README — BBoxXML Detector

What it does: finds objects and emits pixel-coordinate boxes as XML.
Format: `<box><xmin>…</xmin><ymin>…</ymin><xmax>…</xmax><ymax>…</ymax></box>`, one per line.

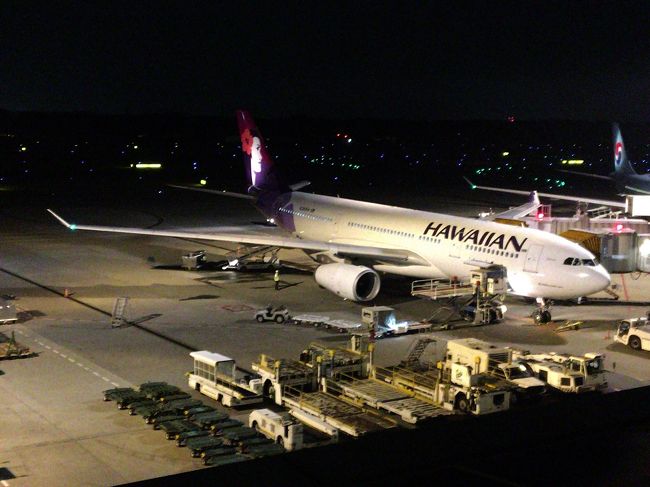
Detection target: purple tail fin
<box><xmin>236</xmin><ymin>110</ymin><xmax>285</xmax><ymax>193</ymax></box>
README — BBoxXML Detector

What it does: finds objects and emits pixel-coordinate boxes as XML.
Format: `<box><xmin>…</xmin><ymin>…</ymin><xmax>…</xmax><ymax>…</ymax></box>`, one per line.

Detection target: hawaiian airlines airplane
<box><xmin>48</xmin><ymin>111</ymin><xmax>610</xmax><ymax>322</ymax></box>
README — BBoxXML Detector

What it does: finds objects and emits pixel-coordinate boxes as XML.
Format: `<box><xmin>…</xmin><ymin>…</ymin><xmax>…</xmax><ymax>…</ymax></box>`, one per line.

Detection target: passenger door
<box><xmin>523</xmin><ymin>244</ymin><xmax>543</xmax><ymax>273</ymax></box>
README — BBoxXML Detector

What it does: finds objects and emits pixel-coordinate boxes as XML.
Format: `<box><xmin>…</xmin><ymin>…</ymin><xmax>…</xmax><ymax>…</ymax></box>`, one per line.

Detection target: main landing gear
<box><xmin>532</xmin><ymin>298</ymin><xmax>553</xmax><ymax>324</ymax></box>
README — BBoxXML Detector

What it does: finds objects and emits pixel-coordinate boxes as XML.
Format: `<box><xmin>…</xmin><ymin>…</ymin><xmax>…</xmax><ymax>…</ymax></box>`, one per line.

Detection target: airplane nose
<box><xmin>586</xmin><ymin>266</ymin><xmax>611</xmax><ymax>295</ymax></box>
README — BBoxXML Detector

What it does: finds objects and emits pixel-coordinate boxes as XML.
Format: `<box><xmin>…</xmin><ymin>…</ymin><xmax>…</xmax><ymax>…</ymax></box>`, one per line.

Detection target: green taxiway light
<box><xmin>70</xmin><ymin>224</ymin><xmax>77</xmax><ymax>231</ymax></box>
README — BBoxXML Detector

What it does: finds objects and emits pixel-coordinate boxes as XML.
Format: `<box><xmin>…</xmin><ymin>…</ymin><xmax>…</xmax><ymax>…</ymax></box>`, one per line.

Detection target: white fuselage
<box><xmin>274</xmin><ymin>192</ymin><xmax>610</xmax><ymax>299</ymax></box>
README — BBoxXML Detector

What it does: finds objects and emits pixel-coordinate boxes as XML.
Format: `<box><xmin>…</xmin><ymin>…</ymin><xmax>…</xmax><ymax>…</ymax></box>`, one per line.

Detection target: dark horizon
<box><xmin>3</xmin><ymin>2</ymin><xmax>650</xmax><ymax>121</ymax></box>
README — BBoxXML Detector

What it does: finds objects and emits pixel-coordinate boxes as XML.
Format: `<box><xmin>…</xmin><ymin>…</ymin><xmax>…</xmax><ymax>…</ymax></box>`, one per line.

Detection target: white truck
<box><xmin>188</xmin><ymin>351</ymin><xmax>264</xmax><ymax>407</ymax></box>
<box><xmin>438</xmin><ymin>363</ymin><xmax>511</xmax><ymax>414</ymax></box>
<box><xmin>445</xmin><ymin>338</ymin><xmax>546</xmax><ymax>401</ymax></box>
<box><xmin>248</xmin><ymin>409</ymin><xmax>338</xmax><ymax>451</ymax></box>
<box><xmin>512</xmin><ymin>350</ymin><xmax>607</xmax><ymax>393</ymax></box>
<box><xmin>615</xmin><ymin>317</ymin><xmax>650</xmax><ymax>351</ymax></box>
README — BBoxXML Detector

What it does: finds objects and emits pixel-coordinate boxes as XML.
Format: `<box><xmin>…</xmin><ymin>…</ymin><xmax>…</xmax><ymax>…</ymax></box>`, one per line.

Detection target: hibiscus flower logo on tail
<box><xmin>241</xmin><ymin>128</ymin><xmax>254</xmax><ymax>155</ymax></box>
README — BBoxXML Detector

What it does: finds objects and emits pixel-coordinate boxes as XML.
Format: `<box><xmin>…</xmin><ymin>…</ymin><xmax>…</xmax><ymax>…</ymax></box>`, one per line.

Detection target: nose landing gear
<box><xmin>532</xmin><ymin>298</ymin><xmax>553</xmax><ymax>324</ymax></box>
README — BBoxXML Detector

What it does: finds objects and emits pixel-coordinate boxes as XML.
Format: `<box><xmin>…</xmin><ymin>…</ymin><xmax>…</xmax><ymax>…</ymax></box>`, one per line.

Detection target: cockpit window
<box><xmin>563</xmin><ymin>257</ymin><xmax>597</xmax><ymax>266</ymax></box>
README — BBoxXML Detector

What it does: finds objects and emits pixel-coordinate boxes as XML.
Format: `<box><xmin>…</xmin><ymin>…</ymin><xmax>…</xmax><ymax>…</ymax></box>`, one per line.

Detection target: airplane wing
<box><xmin>463</xmin><ymin>178</ymin><xmax>626</xmax><ymax>208</ymax></box>
<box><xmin>47</xmin><ymin>209</ymin><xmax>429</xmax><ymax>266</ymax></box>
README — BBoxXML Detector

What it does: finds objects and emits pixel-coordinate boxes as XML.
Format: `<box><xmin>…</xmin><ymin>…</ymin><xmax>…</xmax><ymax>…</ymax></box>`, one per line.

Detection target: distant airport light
<box><xmin>135</xmin><ymin>163</ymin><xmax>162</xmax><ymax>169</ymax></box>
<box><xmin>561</xmin><ymin>159</ymin><xmax>584</xmax><ymax>165</ymax></box>
<box><xmin>502</xmin><ymin>151</ymin><xmax>509</xmax><ymax>156</ymax></box>
<box><xmin>133</xmin><ymin>145</ymin><xmax>139</xmax><ymax>149</ymax></box>
<box><xmin>20</xmin><ymin>146</ymin><xmax>27</xmax><ymax>152</ymax></box>
<box><xmin>69</xmin><ymin>224</ymin><xmax>77</xmax><ymax>231</ymax></box>
<box><xmin>200</xmin><ymin>179</ymin><xmax>207</xmax><ymax>185</ymax></box>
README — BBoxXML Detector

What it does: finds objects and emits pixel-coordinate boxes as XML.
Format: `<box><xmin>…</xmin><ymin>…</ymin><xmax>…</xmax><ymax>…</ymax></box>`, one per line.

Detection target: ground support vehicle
<box><xmin>252</xmin><ymin>336</ymin><xmax>371</xmax><ymax>406</ymax></box>
<box><xmin>0</xmin><ymin>331</ymin><xmax>34</xmax><ymax>359</ymax></box>
<box><xmin>158</xmin><ymin>392</ymin><xmax>191</xmax><ymax>403</ymax></box>
<box><xmin>220</xmin><ymin>427</ymin><xmax>261</xmax><ymax>445</ymax></box>
<box><xmin>116</xmin><ymin>392</ymin><xmax>148</xmax><ymax>410</ymax></box>
<box><xmin>143</xmin><ymin>384</ymin><xmax>182</xmax><ymax>400</ymax></box>
<box><xmin>103</xmin><ymin>387</ymin><xmax>135</xmax><ymax>402</ymax></box>
<box><xmin>139</xmin><ymin>381</ymin><xmax>172</xmax><ymax>393</ymax></box>
<box><xmin>191</xmin><ymin>411</ymin><xmax>230</xmax><ymax>429</ymax></box>
<box><xmin>445</xmin><ymin>338</ymin><xmax>546</xmax><ymax>400</ymax></box>
<box><xmin>254</xmin><ymin>305</ymin><xmax>290</xmax><ymax>323</ymax></box>
<box><xmin>0</xmin><ymin>298</ymin><xmax>17</xmax><ymax>324</ymax></box>
<box><xmin>381</xmin><ymin>364</ymin><xmax>511</xmax><ymax>415</ymax></box>
<box><xmin>201</xmin><ymin>445</ymin><xmax>237</xmax><ymax>460</ymax></box>
<box><xmin>203</xmin><ymin>453</ymin><xmax>249</xmax><ymax>467</ymax></box>
<box><xmin>325</xmin><ymin>373</ymin><xmax>448</xmax><ymax>424</ymax></box>
<box><xmin>151</xmin><ymin>413</ymin><xmax>186</xmax><ymax>429</ymax></box>
<box><xmin>210</xmin><ymin>419</ymin><xmax>244</xmax><ymax>435</ymax></box>
<box><xmin>281</xmin><ymin>388</ymin><xmax>397</xmax><ymax>437</ymax></box>
<box><xmin>512</xmin><ymin>350</ymin><xmax>607</xmax><ymax>393</ymax></box>
<box><xmin>187</xmin><ymin>436</ymin><xmax>225</xmax><ymax>457</ymax></box>
<box><xmin>127</xmin><ymin>399</ymin><xmax>157</xmax><ymax>414</ymax></box>
<box><xmin>160</xmin><ymin>420</ymin><xmax>200</xmax><ymax>440</ymax></box>
<box><xmin>222</xmin><ymin>246</ymin><xmax>279</xmax><ymax>271</ymax></box>
<box><xmin>184</xmin><ymin>405</ymin><xmax>215</xmax><ymax>417</ymax></box>
<box><xmin>616</xmin><ymin>317</ymin><xmax>650</xmax><ymax>351</ymax></box>
<box><xmin>176</xmin><ymin>429</ymin><xmax>211</xmax><ymax>447</ymax></box>
<box><xmin>252</xmin><ymin>354</ymin><xmax>316</xmax><ymax>405</ymax></box>
<box><xmin>245</xmin><ymin>443</ymin><xmax>285</xmax><ymax>458</ymax></box>
<box><xmin>249</xmin><ymin>409</ymin><xmax>338</xmax><ymax>450</ymax></box>
<box><xmin>188</xmin><ymin>351</ymin><xmax>263</xmax><ymax>407</ymax></box>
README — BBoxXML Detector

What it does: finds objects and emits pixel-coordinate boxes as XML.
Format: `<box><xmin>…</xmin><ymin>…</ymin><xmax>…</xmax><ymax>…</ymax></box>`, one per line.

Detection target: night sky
<box><xmin>2</xmin><ymin>1</ymin><xmax>650</xmax><ymax>120</ymax></box>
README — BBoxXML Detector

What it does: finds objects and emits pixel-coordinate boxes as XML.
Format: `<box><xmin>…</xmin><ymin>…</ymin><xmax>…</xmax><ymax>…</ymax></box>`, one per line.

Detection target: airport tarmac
<box><xmin>2</xmin><ymin>194</ymin><xmax>650</xmax><ymax>486</ymax></box>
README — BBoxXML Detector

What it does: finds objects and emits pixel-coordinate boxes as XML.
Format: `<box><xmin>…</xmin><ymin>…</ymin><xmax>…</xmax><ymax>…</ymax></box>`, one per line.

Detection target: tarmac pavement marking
<box><xmin>68</xmin><ymin>357</ymin><xmax>75</xmax><ymax>363</ymax></box>
<box><xmin>60</xmin><ymin>353</ymin><xmax>67</xmax><ymax>358</ymax></box>
<box><xmin>44</xmin><ymin>345</ymin><xmax>51</xmax><ymax>349</ymax></box>
<box><xmin>92</xmin><ymin>371</ymin><xmax>101</xmax><ymax>377</ymax></box>
<box><xmin>2</xmin><ymin>479</ymin><xmax>9</xmax><ymax>486</ymax></box>
<box><xmin>52</xmin><ymin>349</ymin><xmax>59</xmax><ymax>354</ymax></box>
<box><xmin>111</xmin><ymin>382</ymin><xmax>120</xmax><ymax>387</ymax></box>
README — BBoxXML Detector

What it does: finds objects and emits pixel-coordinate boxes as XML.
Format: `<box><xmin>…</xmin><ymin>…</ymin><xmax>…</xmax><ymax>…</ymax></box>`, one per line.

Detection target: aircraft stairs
<box><xmin>400</xmin><ymin>338</ymin><xmax>437</xmax><ymax>369</ymax></box>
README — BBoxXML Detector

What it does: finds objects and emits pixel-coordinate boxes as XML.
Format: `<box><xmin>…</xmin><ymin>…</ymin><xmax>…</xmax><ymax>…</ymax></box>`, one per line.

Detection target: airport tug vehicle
<box><xmin>615</xmin><ymin>317</ymin><xmax>650</xmax><ymax>351</ymax></box>
<box><xmin>512</xmin><ymin>350</ymin><xmax>607</xmax><ymax>393</ymax></box>
<box><xmin>255</xmin><ymin>305</ymin><xmax>290</xmax><ymax>323</ymax></box>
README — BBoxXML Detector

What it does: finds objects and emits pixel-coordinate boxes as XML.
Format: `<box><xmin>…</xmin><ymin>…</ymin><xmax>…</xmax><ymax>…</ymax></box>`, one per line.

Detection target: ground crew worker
<box><xmin>274</xmin><ymin>269</ymin><xmax>280</xmax><ymax>290</ymax></box>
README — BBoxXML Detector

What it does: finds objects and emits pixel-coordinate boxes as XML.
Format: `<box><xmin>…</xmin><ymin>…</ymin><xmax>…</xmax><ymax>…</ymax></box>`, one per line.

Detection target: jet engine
<box><xmin>314</xmin><ymin>263</ymin><xmax>380</xmax><ymax>301</ymax></box>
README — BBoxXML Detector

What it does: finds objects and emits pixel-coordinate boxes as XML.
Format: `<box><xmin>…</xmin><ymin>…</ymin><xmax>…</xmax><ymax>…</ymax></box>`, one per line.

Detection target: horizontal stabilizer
<box><xmin>463</xmin><ymin>177</ymin><xmax>625</xmax><ymax>208</ymax></box>
<box><xmin>289</xmin><ymin>181</ymin><xmax>311</xmax><ymax>191</ymax></box>
<box><xmin>167</xmin><ymin>184</ymin><xmax>254</xmax><ymax>200</ymax></box>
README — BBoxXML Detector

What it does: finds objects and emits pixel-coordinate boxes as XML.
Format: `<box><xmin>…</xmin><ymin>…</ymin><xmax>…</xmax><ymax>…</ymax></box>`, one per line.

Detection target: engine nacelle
<box><xmin>314</xmin><ymin>263</ymin><xmax>380</xmax><ymax>301</ymax></box>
